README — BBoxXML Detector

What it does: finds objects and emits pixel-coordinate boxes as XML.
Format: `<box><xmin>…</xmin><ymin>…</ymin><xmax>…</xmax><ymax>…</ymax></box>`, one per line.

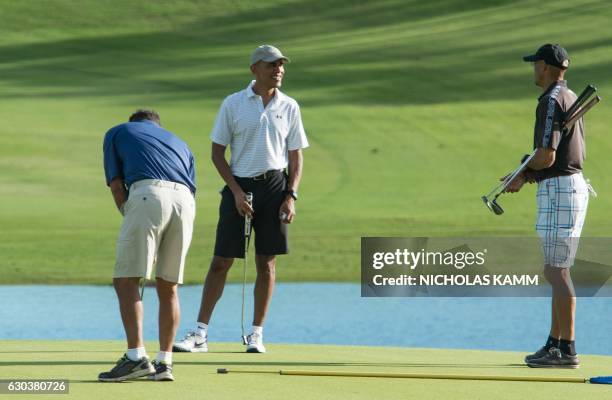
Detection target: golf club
<box><xmin>241</xmin><ymin>192</ymin><xmax>254</xmax><ymax>345</ymax></box>
<box><xmin>482</xmin><ymin>150</ymin><xmax>537</xmax><ymax>215</ymax></box>
<box><xmin>564</xmin><ymin>84</ymin><xmax>596</xmax><ymax>122</ymax></box>
<box><xmin>563</xmin><ymin>95</ymin><xmax>601</xmax><ymax>133</ymax></box>
<box><xmin>482</xmin><ymin>84</ymin><xmax>600</xmax><ymax>215</ymax></box>
<box><xmin>139</xmin><ymin>278</ymin><xmax>145</xmax><ymax>301</ymax></box>
<box><xmin>216</xmin><ymin>368</ymin><xmax>612</xmax><ymax>384</ymax></box>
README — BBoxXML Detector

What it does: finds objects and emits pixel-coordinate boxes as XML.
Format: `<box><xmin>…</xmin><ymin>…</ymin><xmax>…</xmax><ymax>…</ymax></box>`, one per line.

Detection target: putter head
<box><xmin>482</xmin><ymin>196</ymin><xmax>504</xmax><ymax>216</ymax></box>
<box><xmin>482</xmin><ymin>196</ymin><xmax>494</xmax><ymax>212</ymax></box>
<box><xmin>242</xmin><ymin>335</ymin><xmax>248</xmax><ymax>345</ymax></box>
<box><xmin>491</xmin><ymin>199</ymin><xmax>504</xmax><ymax>215</ymax></box>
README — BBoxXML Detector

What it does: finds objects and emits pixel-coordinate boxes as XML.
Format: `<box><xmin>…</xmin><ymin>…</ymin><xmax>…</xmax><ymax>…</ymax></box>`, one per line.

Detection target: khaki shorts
<box><xmin>114</xmin><ymin>179</ymin><xmax>195</xmax><ymax>284</ymax></box>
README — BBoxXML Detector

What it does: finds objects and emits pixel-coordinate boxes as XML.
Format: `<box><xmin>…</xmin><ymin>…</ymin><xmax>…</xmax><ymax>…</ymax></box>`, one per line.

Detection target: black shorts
<box><xmin>214</xmin><ymin>170</ymin><xmax>288</xmax><ymax>258</ymax></box>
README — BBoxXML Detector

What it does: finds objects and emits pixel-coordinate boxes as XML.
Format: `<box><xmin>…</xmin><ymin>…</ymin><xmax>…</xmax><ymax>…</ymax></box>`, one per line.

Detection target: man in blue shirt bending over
<box><xmin>99</xmin><ymin>109</ymin><xmax>196</xmax><ymax>382</ymax></box>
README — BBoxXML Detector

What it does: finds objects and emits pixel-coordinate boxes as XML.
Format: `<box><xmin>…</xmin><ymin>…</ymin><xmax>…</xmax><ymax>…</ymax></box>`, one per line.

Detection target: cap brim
<box><xmin>261</xmin><ymin>55</ymin><xmax>290</xmax><ymax>63</ymax></box>
<box><xmin>523</xmin><ymin>54</ymin><xmax>539</xmax><ymax>62</ymax></box>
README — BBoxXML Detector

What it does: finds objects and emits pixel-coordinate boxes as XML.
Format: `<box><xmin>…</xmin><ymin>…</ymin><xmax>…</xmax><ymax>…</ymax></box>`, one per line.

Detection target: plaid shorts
<box><xmin>536</xmin><ymin>173</ymin><xmax>589</xmax><ymax>268</ymax></box>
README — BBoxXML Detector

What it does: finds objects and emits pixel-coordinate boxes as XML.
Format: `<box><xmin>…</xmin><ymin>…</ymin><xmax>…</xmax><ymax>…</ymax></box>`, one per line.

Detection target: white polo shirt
<box><xmin>210</xmin><ymin>80</ymin><xmax>309</xmax><ymax>178</ymax></box>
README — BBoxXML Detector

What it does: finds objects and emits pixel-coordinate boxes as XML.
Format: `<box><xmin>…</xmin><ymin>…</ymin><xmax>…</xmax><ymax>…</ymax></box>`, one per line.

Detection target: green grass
<box><xmin>1</xmin><ymin>0</ymin><xmax>612</xmax><ymax>283</ymax></box>
<box><xmin>1</xmin><ymin>341</ymin><xmax>611</xmax><ymax>399</ymax></box>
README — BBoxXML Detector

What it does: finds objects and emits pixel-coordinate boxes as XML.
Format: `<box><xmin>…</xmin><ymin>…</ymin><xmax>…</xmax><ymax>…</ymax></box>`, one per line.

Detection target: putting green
<box><xmin>0</xmin><ymin>341</ymin><xmax>610</xmax><ymax>399</ymax></box>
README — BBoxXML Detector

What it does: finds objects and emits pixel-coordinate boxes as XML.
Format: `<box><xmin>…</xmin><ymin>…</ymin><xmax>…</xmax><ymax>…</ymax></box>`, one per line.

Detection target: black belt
<box><xmin>238</xmin><ymin>169</ymin><xmax>283</xmax><ymax>181</ymax></box>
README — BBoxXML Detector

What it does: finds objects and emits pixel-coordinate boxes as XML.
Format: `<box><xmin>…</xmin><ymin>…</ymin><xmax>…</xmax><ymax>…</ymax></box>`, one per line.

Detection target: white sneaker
<box><xmin>246</xmin><ymin>333</ymin><xmax>266</xmax><ymax>353</ymax></box>
<box><xmin>172</xmin><ymin>331</ymin><xmax>208</xmax><ymax>353</ymax></box>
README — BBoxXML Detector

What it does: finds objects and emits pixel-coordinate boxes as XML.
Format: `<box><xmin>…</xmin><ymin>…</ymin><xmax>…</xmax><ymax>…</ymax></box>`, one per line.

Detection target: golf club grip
<box><xmin>563</xmin><ymin>96</ymin><xmax>600</xmax><ymax>132</ymax></box>
<box><xmin>565</xmin><ymin>84</ymin><xmax>596</xmax><ymax>119</ymax></box>
<box><xmin>245</xmin><ymin>192</ymin><xmax>253</xmax><ymax>236</ymax></box>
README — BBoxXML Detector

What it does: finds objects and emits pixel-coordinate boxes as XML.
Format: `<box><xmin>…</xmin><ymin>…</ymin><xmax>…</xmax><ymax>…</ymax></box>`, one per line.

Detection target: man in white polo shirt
<box><xmin>174</xmin><ymin>45</ymin><xmax>308</xmax><ymax>353</ymax></box>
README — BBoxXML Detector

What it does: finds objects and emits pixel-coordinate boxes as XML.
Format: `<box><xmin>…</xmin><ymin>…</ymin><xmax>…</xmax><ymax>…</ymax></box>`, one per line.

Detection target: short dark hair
<box><xmin>129</xmin><ymin>109</ymin><xmax>161</xmax><ymax>125</ymax></box>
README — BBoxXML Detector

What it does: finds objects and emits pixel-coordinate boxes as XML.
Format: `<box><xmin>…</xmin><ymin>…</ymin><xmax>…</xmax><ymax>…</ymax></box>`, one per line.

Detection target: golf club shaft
<box><xmin>486</xmin><ymin>169</ymin><xmax>523</xmax><ymax>198</ymax></box>
<box><xmin>485</xmin><ymin>149</ymin><xmax>536</xmax><ymax>198</ymax></box>
<box><xmin>241</xmin><ymin>192</ymin><xmax>253</xmax><ymax>344</ymax></box>
<box><xmin>241</xmin><ymin>236</ymin><xmax>248</xmax><ymax>343</ymax></box>
<box><xmin>139</xmin><ymin>278</ymin><xmax>145</xmax><ymax>301</ymax></box>
<box><xmin>217</xmin><ymin>368</ymin><xmax>588</xmax><ymax>383</ymax></box>
<box><xmin>497</xmin><ymin>150</ymin><xmax>536</xmax><ymax>194</ymax></box>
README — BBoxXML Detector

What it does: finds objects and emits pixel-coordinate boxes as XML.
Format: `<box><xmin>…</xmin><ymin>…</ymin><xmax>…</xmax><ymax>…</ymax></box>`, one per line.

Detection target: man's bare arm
<box><xmin>211</xmin><ymin>142</ymin><xmax>253</xmax><ymax>217</ymax></box>
<box><xmin>286</xmin><ymin>149</ymin><xmax>303</xmax><ymax>193</ymax></box>
<box><xmin>109</xmin><ymin>178</ymin><xmax>128</xmax><ymax>214</ymax></box>
<box><xmin>279</xmin><ymin>149</ymin><xmax>303</xmax><ymax>223</ymax></box>
<box><xmin>527</xmin><ymin>147</ymin><xmax>556</xmax><ymax>170</ymax></box>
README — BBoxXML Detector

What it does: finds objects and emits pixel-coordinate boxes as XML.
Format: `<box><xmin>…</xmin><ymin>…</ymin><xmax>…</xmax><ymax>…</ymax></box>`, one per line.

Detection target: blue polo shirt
<box><xmin>103</xmin><ymin>120</ymin><xmax>196</xmax><ymax>193</ymax></box>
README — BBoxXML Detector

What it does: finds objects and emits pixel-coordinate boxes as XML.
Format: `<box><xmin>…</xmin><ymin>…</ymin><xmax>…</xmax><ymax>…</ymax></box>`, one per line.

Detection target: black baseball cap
<box><xmin>523</xmin><ymin>44</ymin><xmax>570</xmax><ymax>69</ymax></box>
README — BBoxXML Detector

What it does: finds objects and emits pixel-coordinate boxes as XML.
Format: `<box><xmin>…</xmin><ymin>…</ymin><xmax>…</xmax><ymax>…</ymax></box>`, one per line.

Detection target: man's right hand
<box><xmin>233</xmin><ymin>190</ymin><xmax>254</xmax><ymax>218</ymax></box>
<box><xmin>501</xmin><ymin>173</ymin><xmax>526</xmax><ymax>193</ymax></box>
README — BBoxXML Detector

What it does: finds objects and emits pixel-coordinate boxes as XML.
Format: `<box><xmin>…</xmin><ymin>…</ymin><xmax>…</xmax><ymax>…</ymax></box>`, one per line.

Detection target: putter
<box><xmin>482</xmin><ymin>84</ymin><xmax>600</xmax><ymax>215</ymax></box>
<box><xmin>241</xmin><ymin>192</ymin><xmax>253</xmax><ymax>345</ymax></box>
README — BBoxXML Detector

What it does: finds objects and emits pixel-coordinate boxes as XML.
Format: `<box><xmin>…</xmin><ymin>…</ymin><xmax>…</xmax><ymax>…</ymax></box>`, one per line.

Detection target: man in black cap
<box><xmin>504</xmin><ymin>44</ymin><xmax>589</xmax><ymax>368</ymax></box>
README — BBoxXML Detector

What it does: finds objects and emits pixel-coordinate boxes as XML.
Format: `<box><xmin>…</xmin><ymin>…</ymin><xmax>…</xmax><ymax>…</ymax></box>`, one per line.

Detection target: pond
<box><xmin>1</xmin><ymin>284</ymin><xmax>611</xmax><ymax>355</ymax></box>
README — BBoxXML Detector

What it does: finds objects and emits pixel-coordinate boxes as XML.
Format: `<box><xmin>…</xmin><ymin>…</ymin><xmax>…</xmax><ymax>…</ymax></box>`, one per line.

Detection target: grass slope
<box><xmin>1</xmin><ymin>341</ymin><xmax>611</xmax><ymax>400</ymax></box>
<box><xmin>1</xmin><ymin>0</ymin><xmax>611</xmax><ymax>283</ymax></box>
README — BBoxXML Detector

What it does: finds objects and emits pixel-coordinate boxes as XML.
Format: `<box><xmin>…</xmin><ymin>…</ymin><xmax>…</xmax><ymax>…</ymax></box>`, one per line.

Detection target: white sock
<box><xmin>196</xmin><ymin>322</ymin><xmax>208</xmax><ymax>337</ymax></box>
<box><xmin>252</xmin><ymin>325</ymin><xmax>263</xmax><ymax>336</ymax></box>
<box><xmin>127</xmin><ymin>347</ymin><xmax>146</xmax><ymax>361</ymax></box>
<box><xmin>156</xmin><ymin>351</ymin><xmax>172</xmax><ymax>365</ymax></box>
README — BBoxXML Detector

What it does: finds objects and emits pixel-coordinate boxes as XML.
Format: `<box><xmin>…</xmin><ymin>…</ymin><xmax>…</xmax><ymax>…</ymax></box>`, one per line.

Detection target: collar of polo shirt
<box><xmin>246</xmin><ymin>80</ymin><xmax>287</xmax><ymax>108</ymax></box>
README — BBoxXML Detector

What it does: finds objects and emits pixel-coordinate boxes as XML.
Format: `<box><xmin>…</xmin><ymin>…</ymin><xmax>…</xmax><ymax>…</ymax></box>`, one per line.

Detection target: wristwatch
<box><xmin>285</xmin><ymin>190</ymin><xmax>298</xmax><ymax>201</ymax></box>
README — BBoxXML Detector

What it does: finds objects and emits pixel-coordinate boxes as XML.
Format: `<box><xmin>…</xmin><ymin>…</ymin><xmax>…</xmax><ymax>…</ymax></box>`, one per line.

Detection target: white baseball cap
<box><xmin>250</xmin><ymin>45</ymin><xmax>290</xmax><ymax>66</ymax></box>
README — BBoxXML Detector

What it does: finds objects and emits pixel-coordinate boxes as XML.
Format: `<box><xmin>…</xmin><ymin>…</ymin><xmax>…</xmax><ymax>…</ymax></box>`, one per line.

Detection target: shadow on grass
<box><xmin>0</xmin><ymin>350</ymin><xmax>111</xmax><ymax>353</ymax></box>
<box><xmin>0</xmin><ymin>361</ymin><xmax>111</xmax><ymax>366</ymax></box>
<box><xmin>180</xmin><ymin>361</ymin><xmax>526</xmax><ymax>369</ymax></box>
<box><xmin>0</xmin><ymin>360</ymin><xmax>525</xmax><ymax>369</ymax></box>
<box><xmin>0</xmin><ymin>0</ymin><xmax>610</xmax><ymax>105</ymax></box>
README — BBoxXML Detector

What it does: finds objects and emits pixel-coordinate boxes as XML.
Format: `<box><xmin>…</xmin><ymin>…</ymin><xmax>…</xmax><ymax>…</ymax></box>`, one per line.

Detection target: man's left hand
<box><xmin>279</xmin><ymin>197</ymin><xmax>295</xmax><ymax>224</ymax></box>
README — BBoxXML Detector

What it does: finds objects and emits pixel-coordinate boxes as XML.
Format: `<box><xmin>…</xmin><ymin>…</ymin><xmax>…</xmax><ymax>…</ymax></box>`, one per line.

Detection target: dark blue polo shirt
<box><xmin>103</xmin><ymin>120</ymin><xmax>196</xmax><ymax>193</ymax></box>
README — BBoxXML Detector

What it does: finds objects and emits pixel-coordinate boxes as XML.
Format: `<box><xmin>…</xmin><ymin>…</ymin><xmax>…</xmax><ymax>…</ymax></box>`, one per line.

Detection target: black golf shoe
<box><xmin>524</xmin><ymin>346</ymin><xmax>549</xmax><ymax>363</ymax></box>
<box><xmin>98</xmin><ymin>354</ymin><xmax>155</xmax><ymax>382</ymax></box>
<box><xmin>526</xmin><ymin>347</ymin><xmax>580</xmax><ymax>369</ymax></box>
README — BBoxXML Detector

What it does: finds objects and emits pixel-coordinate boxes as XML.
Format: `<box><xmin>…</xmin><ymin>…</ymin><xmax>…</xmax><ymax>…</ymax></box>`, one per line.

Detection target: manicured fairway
<box><xmin>0</xmin><ymin>341</ymin><xmax>610</xmax><ymax>399</ymax></box>
<box><xmin>1</xmin><ymin>1</ymin><xmax>611</xmax><ymax>284</ymax></box>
